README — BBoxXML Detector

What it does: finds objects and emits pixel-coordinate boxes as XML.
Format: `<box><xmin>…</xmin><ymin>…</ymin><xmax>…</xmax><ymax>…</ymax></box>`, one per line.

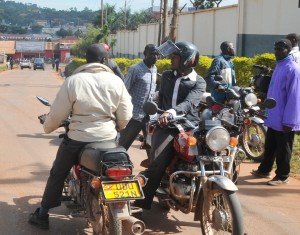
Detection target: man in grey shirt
<box><xmin>118</xmin><ymin>44</ymin><xmax>159</xmax><ymax>150</ymax></box>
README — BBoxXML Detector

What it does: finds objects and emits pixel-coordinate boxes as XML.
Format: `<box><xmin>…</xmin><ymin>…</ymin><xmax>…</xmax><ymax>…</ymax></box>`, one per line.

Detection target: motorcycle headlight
<box><xmin>245</xmin><ymin>93</ymin><xmax>258</xmax><ymax>107</ymax></box>
<box><xmin>206</xmin><ymin>126</ymin><xmax>230</xmax><ymax>151</ymax></box>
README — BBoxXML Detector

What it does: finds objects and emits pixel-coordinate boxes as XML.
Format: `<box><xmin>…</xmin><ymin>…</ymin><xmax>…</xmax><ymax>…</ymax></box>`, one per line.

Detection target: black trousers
<box><xmin>41</xmin><ymin>137</ymin><xmax>90</xmax><ymax>209</ymax></box>
<box><xmin>134</xmin><ymin>126</ymin><xmax>178</xmax><ymax>209</ymax></box>
<box><xmin>258</xmin><ymin>127</ymin><xmax>295</xmax><ymax>180</ymax></box>
<box><xmin>118</xmin><ymin>118</ymin><xmax>146</xmax><ymax>150</ymax></box>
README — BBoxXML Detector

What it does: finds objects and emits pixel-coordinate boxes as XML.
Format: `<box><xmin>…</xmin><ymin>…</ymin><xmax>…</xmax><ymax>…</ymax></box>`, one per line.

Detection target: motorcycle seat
<box><xmin>79</xmin><ymin>142</ymin><xmax>131</xmax><ymax>176</ymax></box>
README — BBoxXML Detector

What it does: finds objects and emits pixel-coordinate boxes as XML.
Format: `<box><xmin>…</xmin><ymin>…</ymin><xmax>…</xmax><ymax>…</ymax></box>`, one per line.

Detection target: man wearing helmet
<box><xmin>100</xmin><ymin>43</ymin><xmax>125</xmax><ymax>80</ymax></box>
<box><xmin>133</xmin><ymin>41</ymin><xmax>206</xmax><ymax>210</ymax></box>
<box><xmin>205</xmin><ymin>41</ymin><xmax>236</xmax><ymax>105</ymax></box>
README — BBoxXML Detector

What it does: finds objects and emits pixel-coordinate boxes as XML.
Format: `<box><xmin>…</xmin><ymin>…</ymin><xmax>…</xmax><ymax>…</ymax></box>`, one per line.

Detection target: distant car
<box><xmin>19</xmin><ymin>60</ymin><xmax>32</xmax><ymax>69</ymax></box>
<box><xmin>33</xmin><ymin>58</ymin><xmax>45</xmax><ymax>70</ymax></box>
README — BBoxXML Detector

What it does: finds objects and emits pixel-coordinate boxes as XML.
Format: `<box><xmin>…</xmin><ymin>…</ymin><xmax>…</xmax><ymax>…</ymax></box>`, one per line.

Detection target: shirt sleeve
<box><xmin>115</xmin><ymin>84</ymin><xmax>133</xmax><ymax>130</ymax></box>
<box><xmin>43</xmin><ymin>78</ymin><xmax>74</xmax><ymax>133</ymax></box>
<box><xmin>282</xmin><ymin>69</ymin><xmax>300</xmax><ymax>129</ymax></box>
<box><xmin>124</xmin><ymin>66</ymin><xmax>136</xmax><ymax>93</ymax></box>
<box><xmin>205</xmin><ymin>58</ymin><xmax>221</xmax><ymax>89</ymax></box>
<box><xmin>174</xmin><ymin>76</ymin><xmax>207</xmax><ymax>115</ymax></box>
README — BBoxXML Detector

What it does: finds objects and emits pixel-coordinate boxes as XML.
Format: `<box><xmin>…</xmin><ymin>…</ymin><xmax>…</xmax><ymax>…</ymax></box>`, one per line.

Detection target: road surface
<box><xmin>0</xmin><ymin>64</ymin><xmax>300</xmax><ymax>234</ymax></box>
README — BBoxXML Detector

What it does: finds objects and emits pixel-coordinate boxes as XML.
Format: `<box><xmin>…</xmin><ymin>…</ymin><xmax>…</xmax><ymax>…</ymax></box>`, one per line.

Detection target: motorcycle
<box><xmin>199</xmin><ymin>75</ymin><xmax>270</xmax><ymax>162</ymax></box>
<box><xmin>203</xmin><ymin>93</ymin><xmax>276</xmax><ymax>182</ymax></box>
<box><xmin>142</xmin><ymin>101</ymin><xmax>245</xmax><ymax>235</ymax></box>
<box><xmin>36</xmin><ymin>96</ymin><xmax>146</xmax><ymax>235</ymax></box>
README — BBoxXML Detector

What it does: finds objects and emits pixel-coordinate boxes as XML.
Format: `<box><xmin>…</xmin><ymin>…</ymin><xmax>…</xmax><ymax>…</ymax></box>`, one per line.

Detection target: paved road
<box><xmin>0</xmin><ymin>65</ymin><xmax>300</xmax><ymax>235</ymax></box>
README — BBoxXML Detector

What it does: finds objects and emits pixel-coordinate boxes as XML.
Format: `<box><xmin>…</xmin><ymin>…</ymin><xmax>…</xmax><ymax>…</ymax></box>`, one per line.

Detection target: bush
<box><xmin>64</xmin><ymin>54</ymin><xmax>277</xmax><ymax>88</ymax></box>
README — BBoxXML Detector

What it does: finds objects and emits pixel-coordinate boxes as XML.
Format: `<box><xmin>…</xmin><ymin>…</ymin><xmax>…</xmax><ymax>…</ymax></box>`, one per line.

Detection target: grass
<box><xmin>291</xmin><ymin>135</ymin><xmax>300</xmax><ymax>179</ymax></box>
<box><xmin>0</xmin><ymin>65</ymin><xmax>8</xmax><ymax>71</ymax></box>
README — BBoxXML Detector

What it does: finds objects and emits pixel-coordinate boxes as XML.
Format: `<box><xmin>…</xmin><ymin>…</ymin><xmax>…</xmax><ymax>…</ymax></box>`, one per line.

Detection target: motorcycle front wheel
<box><xmin>242</xmin><ymin>123</ymin><xmax>266</xmax><ymax>162</ymax></box>
<box><xmin>200</xmin><ymin>184</ymin><xmax>244</xmax><ymax>235</ymax></box>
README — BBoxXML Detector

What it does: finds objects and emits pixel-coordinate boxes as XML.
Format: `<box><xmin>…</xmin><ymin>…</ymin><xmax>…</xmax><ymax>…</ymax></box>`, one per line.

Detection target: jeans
<box><xmin>134</xmin><ymin>126</ymin><xmax>178</xmax><ymax>209</ymax></box>
<box><xmin>118</xmin><ymin>118</ymin><xmax>145</xmax><ymax>150</ymax></box>
<box><xmin>258</xmin><ymin>128</ymin><xmax>295</xmax><ymax>180</ymax></box>
<box><xmin>41</xmin><ymin>137</ymin><xmax>90</xmax><ymax>209</ymax></box>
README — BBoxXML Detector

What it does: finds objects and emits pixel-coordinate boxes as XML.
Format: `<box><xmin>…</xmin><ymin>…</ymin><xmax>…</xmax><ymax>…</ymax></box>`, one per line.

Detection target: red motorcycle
<box><xmin>37</xmin><ymin>96</ymin><xmax>146</xmax><ymax>235</ymax></box>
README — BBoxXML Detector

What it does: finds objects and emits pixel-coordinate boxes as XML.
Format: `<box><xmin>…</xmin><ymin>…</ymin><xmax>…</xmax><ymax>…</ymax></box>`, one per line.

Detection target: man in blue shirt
<box><xmin>205</xmin><ymin>41</ymin><xmax>236</xmax><ymax>106</ymax></box>
<box><xmin>118</xmin><ymin>44</ymin><xmax>159</xmax><ymax>150</ymax></box>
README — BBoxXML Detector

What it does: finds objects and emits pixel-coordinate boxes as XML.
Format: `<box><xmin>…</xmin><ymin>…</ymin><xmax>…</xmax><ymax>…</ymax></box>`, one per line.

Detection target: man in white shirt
<box><xmin>286</xmin><ymin>33</ymin><xmax>300</xmax><ymax>64</ymax></box>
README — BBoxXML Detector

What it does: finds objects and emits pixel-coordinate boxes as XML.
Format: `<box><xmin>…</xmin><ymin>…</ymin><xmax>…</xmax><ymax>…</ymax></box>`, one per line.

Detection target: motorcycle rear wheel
<box><xmin>103</xmin><ymin>205</ymin><xmax>122</xmax><ymax>235</ymax></box>
<box><xmin>200</xmin><ymin>184</ymin><xmax>244</xmax><ymax>235</ymax></box>
<box><xmin>242</xmin><ymin>123</ymin><xmax>266</xmax><ymax>162</ymax></box>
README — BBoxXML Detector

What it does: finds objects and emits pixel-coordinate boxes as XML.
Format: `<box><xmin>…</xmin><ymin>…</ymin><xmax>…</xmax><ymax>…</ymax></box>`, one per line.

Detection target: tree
<box><xmin>56</xmin><ymin>28</ymin><xmax>73</xmax><ymax>38</ymax></box>
<box><xmin>71</xmin><ymin>25</ymin><xmax>105</xmax><ymax>58</ymax></box>
<box><xmin>190</xmin><ymin>0</ymin><xmax>223</xmax><ymax>9</ymax></box>
<box><xmin>31</xmin><ymin>24</ymin><xmax>43</xmax><ymax>34</ymax></box>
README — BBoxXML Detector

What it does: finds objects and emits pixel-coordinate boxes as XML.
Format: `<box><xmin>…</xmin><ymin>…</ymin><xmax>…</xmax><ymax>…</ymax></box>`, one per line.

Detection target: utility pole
<box><xmin>162</xmin><ymin>0</ymin><xmax>168</xmax><ymax>42</ymax></box>
<box><xmin>157</xmin><ymin>0</ymin><xmax>163</xmax><ymax>45</ymax></box>
<box><xmin>124</xmin><ymin>0</ymin><xmax>127</xmax><ymax>30</ymax></box>
<box><xmin>101</xmin><ymin>0</ymin><xmax>104</xmax><ymax>28</ymax></box>
<box><xmin>169</xmin><ymin>0</ymin><xmax>179</xmax><ymax>42</ymax></box>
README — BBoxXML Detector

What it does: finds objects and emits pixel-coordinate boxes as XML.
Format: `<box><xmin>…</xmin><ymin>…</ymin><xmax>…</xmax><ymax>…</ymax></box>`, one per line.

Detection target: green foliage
<box><xmin>194</xmin><ymin>55</ymin><xmax>213</xmax><ymax>78</ymax></box>
<box><xmin>56</xmin><ymin>28</ymin><xmax>73</xmax><ymax>38</ymax></box>
<box><xmin>64</xmin><ymin>58</ymin><xmax>86</xmax><ymax>77</ymax></box>
<box><xmin>253</xmin><ymin>53</ymin><xmax>276</xmax><ymax>70</ymax></box>
<box><xmin>232</xmin><ymin>56</ymin><xmax>255</xmax><ymax>87</ymax></box>
<box><xmin>64</xmin><ymin>54</ymin><xmax>277</xmax><ymax>88</ymax></box>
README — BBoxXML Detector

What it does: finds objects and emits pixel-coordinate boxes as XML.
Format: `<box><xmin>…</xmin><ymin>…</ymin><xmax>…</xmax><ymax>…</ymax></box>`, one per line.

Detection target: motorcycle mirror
<box><xmin>36</xmin><ymin>96</ymin><xmax>51</xmax><ymax>106</ymax></box>
<box><xmin>206</xmin><ymin>96</ymin><xmax>216</xmax><ymax>107</ymax></box>
<box><xmin>143</xmin><ymin>102</ymin><xmax>158</xmax><ymax>115</ymax></box>
<box><xmin>263</xmin><ymin>98</ymin><xmax>276</xmax><ymax>109</ymax></box>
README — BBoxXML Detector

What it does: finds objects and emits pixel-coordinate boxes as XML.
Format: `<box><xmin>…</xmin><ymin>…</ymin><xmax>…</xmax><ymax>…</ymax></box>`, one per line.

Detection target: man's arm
<box><xmin>43</xmin><ymin>79</ymin><xmax>74</xmax><ymax>133</ymax></box>
<box><xmin>174</xmin><ymin>76</ymin><xmax>207</xmax><ymax>115</ymax></box>
<box><xmin>205</xmin><ymin>58</ymin><xmax>221</xmax><ymax>90</ymax></box>
<box><xmin>115</xmin><ymin>85</ymin><xmax>133</xmax><ymax>131</ymax></box>
<box><xmin>124</xmin><ymin>66</ymin><xmax>136</xmax><ymax>93</ymax></box>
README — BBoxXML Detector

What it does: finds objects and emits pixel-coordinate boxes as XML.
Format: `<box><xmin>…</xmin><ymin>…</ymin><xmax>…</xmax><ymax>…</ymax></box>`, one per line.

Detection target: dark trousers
<box><xmin>134</xmin><ymin>126</ymin><xmax>178</xmax><ymax>209</ymax></box>
<box><xmin>258</xmin><ymin>127</ymin><xmax>295</xmax><ymax>180</ymax></box>
<box><xmin>41</xmin><ymin>138</ymin><xmax>90</xmax><ymax>209</ymax></box>
<box><xmin>118</xmin><ymin>118</ymin><xmax>145</xmax><ymax>150</ymax></box>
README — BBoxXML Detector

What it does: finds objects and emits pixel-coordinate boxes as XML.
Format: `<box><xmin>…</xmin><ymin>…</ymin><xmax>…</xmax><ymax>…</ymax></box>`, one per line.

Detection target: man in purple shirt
<box><xmin>251</xmin><ymin>39</ymin><xmax>300</xmax><ymax>186</ymax></box>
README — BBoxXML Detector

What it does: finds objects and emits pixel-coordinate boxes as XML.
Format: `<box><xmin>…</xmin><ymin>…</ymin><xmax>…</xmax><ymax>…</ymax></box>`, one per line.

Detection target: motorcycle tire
<box><xmin>241</xmin><ymin>123</ymin><xmax>266</xmax><ymax>162</ymax></box>
<box><xmin>200</xmin><ymin>183</ymin><xmax>244</xmax><ymax>235</ymax></box>
<box><xmin>103</xmin><ymin>205</ymin><xmax>122</xmax><ymax>235</ymax></box>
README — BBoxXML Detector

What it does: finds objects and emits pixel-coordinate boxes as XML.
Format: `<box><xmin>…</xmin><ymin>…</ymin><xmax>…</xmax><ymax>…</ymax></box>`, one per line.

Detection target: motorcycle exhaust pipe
<box><xmin>123</xmin><ymin>216</ymin><xmax>145</xmax><ymax>235</ymax></box>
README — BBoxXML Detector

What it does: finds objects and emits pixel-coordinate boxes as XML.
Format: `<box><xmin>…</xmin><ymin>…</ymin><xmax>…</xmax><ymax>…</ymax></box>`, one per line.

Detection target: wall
<box><xmin>111</xmin><ymin>0</ymin><xmax>300</xmax><ymax>58</ymax></box>
<box><xmin>237</xmin><ymin>0</ymin><xmax>300</xmax><ymax>57</ymax></box>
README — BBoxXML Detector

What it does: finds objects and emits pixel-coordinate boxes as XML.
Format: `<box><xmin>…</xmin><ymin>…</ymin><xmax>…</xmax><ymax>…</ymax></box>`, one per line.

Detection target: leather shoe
<box><xmin>28</xmin><ymin>208</ymin><xmax>49</xmax><ymax>230</ymax></box>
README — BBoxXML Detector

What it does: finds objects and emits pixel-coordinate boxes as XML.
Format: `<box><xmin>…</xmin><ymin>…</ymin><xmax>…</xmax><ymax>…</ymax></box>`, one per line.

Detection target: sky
<box><xmin>16</xmin><ymin>0</ymin><xmax>238</xmax><ymax>12</ymax></box>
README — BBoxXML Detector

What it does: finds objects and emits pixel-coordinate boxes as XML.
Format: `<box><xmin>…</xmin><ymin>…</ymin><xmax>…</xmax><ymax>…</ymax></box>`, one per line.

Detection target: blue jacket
<box><xmin>205</xmin><ymin>54</ymin><xmax>236</xmax><ymax>103</ymax></box>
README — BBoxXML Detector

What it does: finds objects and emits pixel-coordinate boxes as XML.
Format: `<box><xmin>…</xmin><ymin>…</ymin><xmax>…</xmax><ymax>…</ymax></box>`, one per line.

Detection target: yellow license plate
<box><xmin>102</xmin><ymin>181</ymin><xmax>144</xmax><ymax>200</ymax></box>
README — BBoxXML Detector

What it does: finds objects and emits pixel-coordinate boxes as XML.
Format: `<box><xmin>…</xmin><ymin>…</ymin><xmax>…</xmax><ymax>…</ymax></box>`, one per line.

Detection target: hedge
<box><xmin>64</xmin><ymin>54</ymin><xmax>276</xmax><ymax>87</ymax></box>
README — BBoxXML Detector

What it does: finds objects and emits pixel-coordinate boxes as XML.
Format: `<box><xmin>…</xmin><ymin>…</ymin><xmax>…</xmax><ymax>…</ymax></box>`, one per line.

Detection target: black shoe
<box><xmin>28</xmin><ymin>208</ymin><xmax>49</xmax><ymax>230</ymax></box>
<box><xmin>251</xmin><ymin>169</ymin><xmax>271</xmax><ymax>179</ymax></box>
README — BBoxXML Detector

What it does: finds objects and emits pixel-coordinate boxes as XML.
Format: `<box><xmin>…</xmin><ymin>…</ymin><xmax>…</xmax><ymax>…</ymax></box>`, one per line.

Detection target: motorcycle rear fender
<box><xmin>249</xmin><ymin>116</ymin><xmax>264</xmax><ymax>124</ymax></box>
<box><xmin>207</xmin><ymin>175</ymin><xmax>238</xmax><ymax>191</ymax></box>
<box><xmin>109</xmin><ymin>203</ymin><xmax>131</xmax><ymax>221</ymax></box>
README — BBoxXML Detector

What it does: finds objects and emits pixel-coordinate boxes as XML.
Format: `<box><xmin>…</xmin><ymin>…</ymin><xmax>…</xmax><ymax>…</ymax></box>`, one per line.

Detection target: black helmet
<box><xmin>175</xmin><ymin>41</ymin><xmax>199</xmax><ymax>70</ymax></box>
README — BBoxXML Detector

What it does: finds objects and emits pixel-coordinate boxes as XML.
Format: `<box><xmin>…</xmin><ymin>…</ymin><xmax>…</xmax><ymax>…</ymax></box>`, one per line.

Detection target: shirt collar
<box><xmin>173</xmin><ymin>69</ymin><xmax>197</xmax><ymax>81</ymax></box>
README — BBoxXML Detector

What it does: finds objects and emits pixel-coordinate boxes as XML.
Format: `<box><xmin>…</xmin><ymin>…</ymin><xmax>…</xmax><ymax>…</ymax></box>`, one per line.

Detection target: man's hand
<box><xmin>158</xmin><ymin>112</ymin><xmax>172</xmax><ymax>127</ymax></box>
<box><xmin>38</xmin><ymin>114</ymin><xmax>47</xmax><ymax>124</ymax></box>
<box><xmin>283</xmin><ymin>126</ymin><xmax>292</xmax><ymax>133</ymax></box>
